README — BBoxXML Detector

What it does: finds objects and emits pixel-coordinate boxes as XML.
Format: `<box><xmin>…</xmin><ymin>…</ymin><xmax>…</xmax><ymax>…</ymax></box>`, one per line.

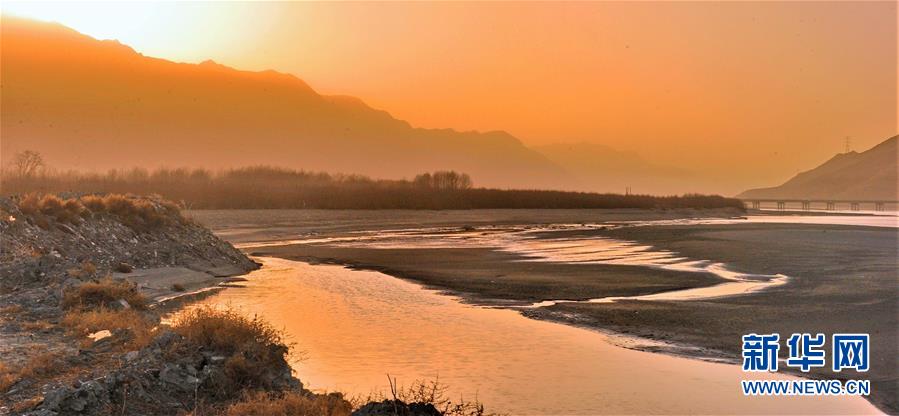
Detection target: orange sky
<box><xmin>3</xmin><ymin>1</ymin><xmax>896</xmax><ymax>189</ymax></box>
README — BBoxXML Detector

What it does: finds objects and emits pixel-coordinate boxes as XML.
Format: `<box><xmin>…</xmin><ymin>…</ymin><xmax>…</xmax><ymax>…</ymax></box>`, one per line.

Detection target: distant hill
<box><xmin>0</xmin><ymin>16</ymin><xmax>568</xmax><ymax>189</ymax></box>
<box><xmin>533</xmin><ymin>143</ymin><xmax>698</xmax><ymax>195</ymax></box>
<box><xmin>738</xmin><ymin>136</ymin><xmax>898</xmax><ymax>200</ymax></box>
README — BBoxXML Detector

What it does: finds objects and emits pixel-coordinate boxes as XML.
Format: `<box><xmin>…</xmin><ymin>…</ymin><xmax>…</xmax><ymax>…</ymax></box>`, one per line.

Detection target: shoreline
<box><xmin>189</xmin><ymin>255</ymin><xmax>883</xmax><ymax>415</ymax></box>
<box><xmin>222</xmin><ymin>218</ymin><xmax>895</xmax><ymax>414</ymax></box>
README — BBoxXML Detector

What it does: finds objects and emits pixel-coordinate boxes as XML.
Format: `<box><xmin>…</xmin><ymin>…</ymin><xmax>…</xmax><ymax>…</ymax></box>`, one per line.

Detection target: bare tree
<box><xmin>13</xmin><ymin>150</ymin><xmax>45</xmax><ymax>178</ymax></box>
<box><xmin>414</xmin><ymin>171</ymin><xmax>473</xmax><ymax>190</ymax></box>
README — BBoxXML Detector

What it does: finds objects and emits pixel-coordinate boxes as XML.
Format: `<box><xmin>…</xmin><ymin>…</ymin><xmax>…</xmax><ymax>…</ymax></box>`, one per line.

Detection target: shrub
<box><xmin>61</xmin><ymin>276</ymin><xmax>148</xmax><ymax>310</ymax></box>
<box><xmin>80</xmin><ymin>194</ymin><xmax>105</xmax><ymax>212</ymax></box>
<box><xmin>67</xmin><ymin>260</ymin><xmax>98</xmax><ymax>279</ymax></box>
<box><xmin>172</xmin><ymin>306</ymin><xmax>284</xmax><ymax>357</ymax></box>
<box><xmin>224</xmin><ymin>391</ymin><xmax>352</xmax><ymax>416</ymax></box>
<box><xmin>17</xmin><ymin>193</ymin><xmax>40</xmax><ymax>215</ymax></box>
<box><xmin>170</xmin><ymin>306</ymin><xmax>290</xmax><ymax>398</ymax></box>
<box><xmin>82</xmin><ymin>194</ymin><xmax>185</xmax><ymax>230</ymax></box>
<box><xmin>0</xmin><ymin>362</ymin><xmax>17</xmax><ymax>391</ymax></box>
<box><xmin>0</xmin><ymin>349</ymin><xmax>63</xmax><ymax>392</ymax></box>
<box><xmin>16</xmin><ymin>193</ymin><xmax>85</xmax><ymax>225</ymax></box>
<box><xmin>61</xmin><ymin>308</ymin><xmax>156</xmax><ymax>349</ymax></box>
<box><xmin>355</xmin><ymin>378</ymin><xmax>491</xmax><ymax>416</ymax></box>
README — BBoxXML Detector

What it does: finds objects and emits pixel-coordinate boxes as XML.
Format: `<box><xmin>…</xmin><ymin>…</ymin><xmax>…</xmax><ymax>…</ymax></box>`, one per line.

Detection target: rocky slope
<box><xmin>0</xmin><ymin>194</ymin><xmax>469</xmax><ymax>416</ymax></box>
<box><xmin>0</xmin><ymin>194</ymin><xmax>271</xmax><ymax>415</ymax></box>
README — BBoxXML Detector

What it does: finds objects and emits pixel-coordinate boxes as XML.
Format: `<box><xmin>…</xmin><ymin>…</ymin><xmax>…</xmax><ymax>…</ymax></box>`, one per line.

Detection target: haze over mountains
<box><xmin>738</xmin><ymin>136</ymin><xmax>898</xmax><ymax>201</ymax></box>
<box><xmin>3</xmin><ymin>16</ymin><xmax>893</xmax><ymax>197</ymax></box>
<box><xmin>1</xmin><ymin>16</ymin><xmax>570</xmax><ymax>190</ymax></box>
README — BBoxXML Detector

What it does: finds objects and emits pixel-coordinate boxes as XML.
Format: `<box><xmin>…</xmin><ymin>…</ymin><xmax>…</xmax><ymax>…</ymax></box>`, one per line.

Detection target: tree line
<box><xmin>1</xmin><ymin>153</ymin><xmax>742</xmax><ymax>210</ymax></box>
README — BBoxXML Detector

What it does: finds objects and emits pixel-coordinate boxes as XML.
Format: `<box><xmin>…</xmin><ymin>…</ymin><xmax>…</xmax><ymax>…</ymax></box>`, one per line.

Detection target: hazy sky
<box><xmin>3</xmin><ymin>1</ymin><xmax>896</xmax><ymax>189</ymax></box>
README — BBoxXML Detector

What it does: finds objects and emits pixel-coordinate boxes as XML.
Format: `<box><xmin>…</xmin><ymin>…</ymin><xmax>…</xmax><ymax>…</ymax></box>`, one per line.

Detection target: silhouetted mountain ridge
<box><xmin>738</xmin><ymin>136</ymin><xmax>898</xmax><ymax>200</ymax></box>
<box><xmin>1</xmin><ymin>16</ymin><xmax>567</xmax><ymax>189</ymax></box>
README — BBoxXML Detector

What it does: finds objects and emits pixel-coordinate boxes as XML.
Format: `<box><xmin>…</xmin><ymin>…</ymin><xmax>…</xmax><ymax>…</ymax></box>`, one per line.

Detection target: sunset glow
<box><xmin>1</xmin><ymin>3</ymin><xmax>897</xmax><ymax>415</ymax></box>
<box><xmin>1</xmin><ymin>1</ymin><xmax>896</xmax><ymax>193</ymax></box>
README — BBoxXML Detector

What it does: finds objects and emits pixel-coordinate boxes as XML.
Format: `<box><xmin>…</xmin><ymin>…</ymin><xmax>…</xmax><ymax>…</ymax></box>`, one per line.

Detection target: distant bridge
<box><xmin>739</xmin><ymin>199</ymin><xmax>898</xmax><ymax>212</ymax></box>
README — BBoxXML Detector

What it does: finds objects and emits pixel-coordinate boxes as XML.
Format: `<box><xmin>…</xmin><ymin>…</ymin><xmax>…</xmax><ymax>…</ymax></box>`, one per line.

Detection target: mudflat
<box><xmin>530</xmin><ymin>223</ymin><xmax>898</xmax><ymax>413</ymax></box>
<box><xmin>191</xmin><ymin>207</ymin><xmax>743</xmax><ymax>243</ymax></box>
<box><xmin>248</xmin><ymin>245</ymin><xmax>722</xmax><ymax>304</ymax></box>
<box><xmin>192</xmin><ymin>210</ymin><xmax>898</xmax><ymax>414</ymax></box>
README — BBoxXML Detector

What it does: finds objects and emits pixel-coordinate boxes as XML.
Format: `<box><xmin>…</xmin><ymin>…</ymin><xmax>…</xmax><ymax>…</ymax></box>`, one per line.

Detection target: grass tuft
<box><xmin>17</xmin><ymin>192</ymin><xmax>185</xmax><ymax>231</ymax></box>
<box><xmin>67</xmin><ymin>260</ymin><xmax>98</xmax><ymax>280</ymax></box>
<box><xmin>61</xmin><ymin>276</ymin><xmax>147</xmax><ymax>311</ymax></box>
<box><xmin>61</xmin><ymin>308</ymin><xmax>156</xmax><ymax>349</ymax></box>
<box><xmin>0</xmin><ymin>349</ymin><xmax>64</xmax><ymax>392</ymax></box>
<box><xmin>224</xmin><ymin>391</ymin><xmax>352</xmax><ymax>416</ymax></box>
<box><xmin>170</xmin><ymin>306</ymin><xmax>291</xmax><ymax>399</ymax></box>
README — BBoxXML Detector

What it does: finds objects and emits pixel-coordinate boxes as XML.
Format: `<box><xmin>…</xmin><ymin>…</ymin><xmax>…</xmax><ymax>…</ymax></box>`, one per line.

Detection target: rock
<box><xmin>37</xmin><ymin>380</ymin><xmax>110</xmax><ymax>414</ymax></box>
<box><xmin>159</xmin><ymin>364</ymin><xmax>200</xmax><ymax>392</ymax></box>
<box><xmin>87</xmin><ymin>330</ymin><xmax>112</xmax><ymax>342</ymax></box>
<box><xmin>352</xmin><ymin>400</ymin><xmax>442</xmax><ymax>416</ymax></box>
<box><xmin>110</xmin><ymin>299</ymin><xmax>131</xmax><ymax>310</ymax></box>
<box><xmin>124</xmin><ymin>350</ymin><xmax>140</xmax><ymax>362</ymax></box>
<box><xmin>150</xmin><ymin>330</ymin><xmax>181</xmax><ymax>349</ymax></box>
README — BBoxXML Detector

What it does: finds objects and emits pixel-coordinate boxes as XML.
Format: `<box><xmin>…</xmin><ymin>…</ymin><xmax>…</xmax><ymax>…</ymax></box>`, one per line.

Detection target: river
<box><xmin>185</xmin><ymin>254</ymin><xmax>880</xmax><ymax>414</ymax></box>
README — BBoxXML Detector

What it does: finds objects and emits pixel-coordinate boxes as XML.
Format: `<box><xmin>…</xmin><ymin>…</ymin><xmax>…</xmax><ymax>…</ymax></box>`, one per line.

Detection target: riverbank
<box><xmin>194</xmin><ymin>209</ymin><xmax>897</xmax><ymax>414</ymax></box>
<box><xmin>0</xmin><ymin>194</ymin><xmax>274</xmax><ymax>414</ymax></box>
<box><xmin>3</xmin><ymin>195</ymin><xmax>500</xmax><ymax>415</ymax></box>
<box><xmin>2</xmin><ymin>195</ymin><xmax>382</xmax><ymax>415</ymax></box>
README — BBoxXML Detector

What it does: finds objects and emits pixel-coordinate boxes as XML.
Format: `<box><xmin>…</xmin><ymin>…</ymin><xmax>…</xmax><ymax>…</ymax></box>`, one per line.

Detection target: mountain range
<box><xmin>738</xmin><ymin>136</ymin><xmax>897</xmax><ymax>201</ymax></box>
<box><xmin>1</xmin><ymin>16</ymin><xmax>692</xmax><ymax>193</ymax></box>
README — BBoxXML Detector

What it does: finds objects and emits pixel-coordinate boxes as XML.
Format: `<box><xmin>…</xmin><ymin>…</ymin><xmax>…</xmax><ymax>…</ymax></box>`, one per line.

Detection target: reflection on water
<box><xmin>617</xmin><ymin>214</ymin><xmax>899</xmax><ymax>229</ymax></box>
<box><xmin>499</xmin><ymin>236</ymin><xmax>789</xmax><ymax>306</ymax></box>
<box><xmin>240</xmin><ymin>222</ymin><xmax>791</xmax><ymax>305</ymax></box>
<box><xmin>186</xmin><ymin>257</ymin><xmax>879</xmax><ymax>415</ymax></box>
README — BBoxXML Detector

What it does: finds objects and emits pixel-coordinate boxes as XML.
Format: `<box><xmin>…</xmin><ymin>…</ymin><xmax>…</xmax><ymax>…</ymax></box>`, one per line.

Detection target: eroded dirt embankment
<box><xmin>0</xmin><ymin>194</ymin><xmax>321</xmax><ymax>416</ymax></box>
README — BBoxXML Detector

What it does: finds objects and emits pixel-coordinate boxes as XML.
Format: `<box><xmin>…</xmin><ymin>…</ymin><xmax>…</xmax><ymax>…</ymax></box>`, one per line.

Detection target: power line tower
<box><xmin>844</xmin><ymin>136</ymin><xmax>852</xmax><ymax>153</ymax></box>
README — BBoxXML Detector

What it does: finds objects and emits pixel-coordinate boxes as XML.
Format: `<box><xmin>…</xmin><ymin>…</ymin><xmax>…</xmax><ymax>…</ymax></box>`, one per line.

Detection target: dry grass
<box><xmin>18</xmin><ymin>192</ymin><xmax>185</xmax><ymax>231</ymax></box>
<box><xmin>17</xmin><ymin>193</ymin><xmax>86</xmax><ymax>225</ymax></box>
<box><xmin>0</xmin><ymin>362</ymin><xmax>18</xmax><ymax>391</ymax></box>
<box><xmin>61</xmin><ymin>276</ymin><xmax>147</xmax><ymax>311</ymax></box>
<box><xmin>171</xmin><ymin>306</ymin><xmax>284</xmax><ymax>357</ymax></box>
<box><xmin>170</xmin><ymin>306</ymin><xmax>290</xmax><ymax>399</ymax></box>
<box><xmin>67</xmin><ymin>260</ymin><xmax>98</xmax><ymax>279</ymax></box>
<box><xmin>21</xmin><ymin>320</ymin><xmax>54</xmax><ymax>332</ymax></box>
<box><xmin>10</xmin><ymin>396</ymin><xmax>43</xmax><ymax>413</ymax></box>
<box><xmin>224</xmin><ymin>391</ymin><xmax>352</xmax><ymax>416</ymax></box>
<box><xmin>0</xmin><ymin>304</ymin><xmax>24</xmax><ymax>314</ymax></box>
<box><xmin>87</xmin><ymin>193</ymin><xmax>184</xmax><ymax>230</ymax></box>
<box><xmin>354</xmin><ymin>378</ymin><xmax>491</xmax><ymax>416</ymax></box>
<box><xmin>0</xmin><ymin>349</ymin><xmax>63</xmax><ymax>392</ymax></box>
<box><xmin>62</xmin><ymin>308</ymin><xmax>156</xmax><ymax>349</ymax></box>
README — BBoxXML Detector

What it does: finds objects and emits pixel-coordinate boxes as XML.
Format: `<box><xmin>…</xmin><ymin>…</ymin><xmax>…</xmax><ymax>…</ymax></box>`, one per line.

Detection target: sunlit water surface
<box><xmin>185</xmin><ymin>257</ymin><xmax>880</xmax><ymax>415</ymax></box>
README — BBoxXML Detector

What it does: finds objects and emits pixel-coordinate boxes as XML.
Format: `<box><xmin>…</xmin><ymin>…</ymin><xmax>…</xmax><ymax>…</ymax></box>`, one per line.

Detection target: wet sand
<box><xmin>190</xmin><ymin>209</ymin><xmax>898</xmax><ymax>413</ymax></box>
<box><xmin>250</xmin><ymin>245</ymin><xmax>722</xmax><ymax>305</ymax></box>
<box><xmin>532</xmin><ymin>223</ymin><xmax>898</xmax><ymax>413</ymax></box>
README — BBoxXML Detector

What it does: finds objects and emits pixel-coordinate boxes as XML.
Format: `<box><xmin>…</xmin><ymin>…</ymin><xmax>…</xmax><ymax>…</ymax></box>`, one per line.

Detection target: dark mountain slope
<box><xmin>738</xmin><ymin>136</ymin><xmax>897</xmax><ymax>200</ymax></box>
<box><xmin>1</xmin><ymin>16</ymin><xmax>567</xmax><ymax>189</ymax></box>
